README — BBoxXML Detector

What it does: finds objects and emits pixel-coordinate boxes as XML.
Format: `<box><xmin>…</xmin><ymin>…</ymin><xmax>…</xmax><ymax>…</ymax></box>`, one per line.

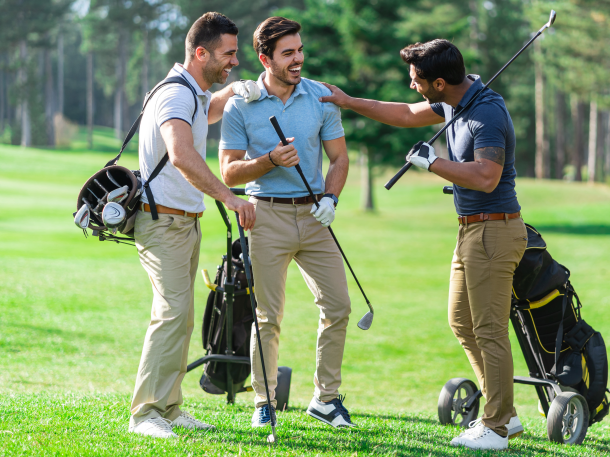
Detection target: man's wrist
<box><xmin>323</xmin><ymin>193</ymin><xmax>339</xmax><ymax>207</ymax></box>
<box><xmin>268</xmin><ymin>152</ymin><xmax>279</xmax><ymax>167</ymax></box>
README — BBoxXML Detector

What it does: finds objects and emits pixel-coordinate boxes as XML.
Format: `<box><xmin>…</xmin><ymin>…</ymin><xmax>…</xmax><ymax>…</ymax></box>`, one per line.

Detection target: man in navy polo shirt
<box><xmin>219</xmin><ymin>17</ymin><xmax>354</xmax><ymax>429</ymax></box>
<box><xmin>321</xmin><ymin>39</ymin><xmax>528</xmax><ymax>450</ymax></box>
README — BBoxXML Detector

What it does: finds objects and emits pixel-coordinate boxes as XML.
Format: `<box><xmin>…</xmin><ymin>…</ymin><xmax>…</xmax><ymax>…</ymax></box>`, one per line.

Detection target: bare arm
<box><xmin>207</xmin><ymin>84</ymin><xmax>234</xmax><ymax>125</ymax></box>
<box><xmin>318</xmin><ymin>82</ymin><xmax>444</xmax><ymax>128</ymax></box>
<box><xmin>430</xmin><ymin>147</ymin><xmax>505</xmax><ymax>193</ymax></box>
<box><xmin>160</xmin><ymin>119</ymin><xmax>255</xmax><ymax>229</ymax></box>
<box><xmin>220</xmin><ymin>138</ymin><xmax>301</xmax><ymax>187</ymax></box>
<box><xmin>322</xmin><ymin>136</ymin><xmax>349</xmax><ymax>196</ymax></box>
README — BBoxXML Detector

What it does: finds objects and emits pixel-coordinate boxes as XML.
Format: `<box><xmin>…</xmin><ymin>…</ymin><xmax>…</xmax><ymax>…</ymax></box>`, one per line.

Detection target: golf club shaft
<box><xmin>269</xmin><ymin>116</ymin><xmax>372</xmax><ymax>308</ymax></box>
<box><xmin>385</xmin><ymin>14</ymin><xmax>554</xmax><ymax>190</ymax></box>
<box><xmin>235</xmin><ymin>213</ymin><xmax>276</xmax><ymax>430</ymax></box>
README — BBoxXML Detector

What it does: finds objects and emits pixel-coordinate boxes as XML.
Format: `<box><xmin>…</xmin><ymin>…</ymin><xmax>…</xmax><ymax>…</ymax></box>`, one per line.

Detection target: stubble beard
<box><xmin>269</xmin><ymin>59</ymin><xmax>300</xmax><ymax>87</ymax></box>
<box><xmin>202</xmin><ymin>53</ymin><xmax>228</xmax><ymax>85</ymax></box>
<box><xmin>423</xmin><ymin>86</ymin><xmax>444</xmax><ymax>104</ymax></box>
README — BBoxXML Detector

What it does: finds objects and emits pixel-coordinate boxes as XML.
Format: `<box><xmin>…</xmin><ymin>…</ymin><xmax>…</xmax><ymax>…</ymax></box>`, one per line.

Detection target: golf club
<box><xmin>102</xmin><ymin>202</ymin><xmax>126</xmax><ymax>234</ymax></box>
<box><xmin>107</xmin><ymin>185</ymin><xmax>130</xmax><ymax>204</ymax></box>
<box><xmin>87</xmin><ymin>187</ymin><xmax>105</xmax><ymax>212</ymax></box>
<box><xmin>93</xmin><ymin>178</ymin><xmax>109</xmax><ymax>196</ymax></box>
<box><xmin>269</xmin><ymin>116</ymin><xmax>374</xmax><ymax>330</ymax></box>
<box><xmin>234</xmin><ymin>212</ymin><xmax>277</xmax><ymax>444</ymax></box>
<box><xmin>384</xmin><ymin>10</ymin><xmax>557</xmax><ymax>190</ymax></box>
<box><xmin>74</xmin><ymin>204</ymin><xmax>90</xmax><ymax>238</ymax></box>
<box><xmin>106</xmin><ymin>170</ymin><xmax>122</xmax><ymax>188</ymax></box>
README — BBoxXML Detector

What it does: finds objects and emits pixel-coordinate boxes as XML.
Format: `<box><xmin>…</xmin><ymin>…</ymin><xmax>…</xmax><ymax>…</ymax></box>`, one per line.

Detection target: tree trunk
<box><xmin>605</xmin><ymin>112</ymin><xmax>610</xmax><ymax>182</ymax></box>
<box><xmin>19</xmin><ymin>40</ymin><xmax>31</xmax><ymax>147</ymax></box>
<box><xmin>360</xmin><ymin>145</ymin><xmax>374</xmax><ymax>211</ymax></box>
<box><xmin>570</xmin><ymin>96</ymin><xmax>584</xmax><ymax>181</ymax></box>
<box><xmin>142</xmin><ymin>26</ymin><xmax>149</xmax><ymax>97</ymax></box>
<box><xmin>555</xmin><ymin>91</ymin><xmax>566</xmax><ymax>179</ymax></box>
<box><xmin>0</xmin><ymin>53</ymin><xmax>5</xmax><ymax>135</ymax></box>
<box><xmin>534</xmin><ymin>41</ymin><xmax>549</xmax><ymax>179</ymax></box>
<box><xmin>114</xmin><ymin>30</ymin><xmax>127</xmax><ymax>139</ymax></box>
<box><xmin>596</xmin><ymin>110</ymin><xmax>605</xmax><ymax>182</ymax></box>
<box><xmin>44</xmin><ymin>44</ymin><xmax>55</xmax><ymax>147</ymax></box>
<box><xmin>469</xmin><ymin>1</ymin><xmax>479</xmax><ymax>51</ymax></box>
<box><xmin>87</xmin><ymin>51</ymin><xmax>94</xmax><ymax>149</ymax></box>
<box><xmin>57</xmin><ymin>32</ymin><xmax>64</xmax><ymax>116</ymax></box>
<box><xmin>587</xmin><ymin>100</ymin><xmax>598</xmax><ymax>183</ymax></box>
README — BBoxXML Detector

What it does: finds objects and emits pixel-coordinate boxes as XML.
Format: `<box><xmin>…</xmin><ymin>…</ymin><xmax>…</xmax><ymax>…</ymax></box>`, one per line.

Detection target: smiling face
<box><xmin>409</xmin><ymin>64</ymin><xmax>445</xmax><ymax>104</ymax></box>
<box><xmin>200</xmin><ymin>33</ymin><xmax>239</xmax><ymax>85</ymax></box>
<box><xmin>263</xmin><ymin>33</ymin><xmax>304</xmax><ymax>87</ymax></box>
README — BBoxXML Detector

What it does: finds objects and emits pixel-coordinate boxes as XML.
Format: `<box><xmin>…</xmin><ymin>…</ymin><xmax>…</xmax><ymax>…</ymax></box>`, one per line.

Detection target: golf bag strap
<box><xmin>142</xmin><ymin>154</ymin><xmax>170</xmax><ymax>220</ymax></box>
<box><xmin>104</xmin><ymin>76</ymin><xmax>199</xmax><ymax>168</ymax></box>
<box><xmin>552</xmin><ymin>282</ymin><xmax>570</xmax><ymax>375</ymax></box>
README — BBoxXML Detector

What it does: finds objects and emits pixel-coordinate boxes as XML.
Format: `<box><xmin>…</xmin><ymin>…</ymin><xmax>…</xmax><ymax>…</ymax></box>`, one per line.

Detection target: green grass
<box><xmin>1</xmin><ymin>137</ymin><xmax>610</xmax><ymax>456</ymax></box>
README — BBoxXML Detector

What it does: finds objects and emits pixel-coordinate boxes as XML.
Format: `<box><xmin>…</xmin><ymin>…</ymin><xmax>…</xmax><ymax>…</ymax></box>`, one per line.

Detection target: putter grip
<box><xmin>384</xmin><ymin>162</ymin><xmax>413</xmax><ymax>190</ymax></box>
<box><xmin>269</xmin><ymin>116</ymin><xmax>289</xmax><ymax>146</ymax></box>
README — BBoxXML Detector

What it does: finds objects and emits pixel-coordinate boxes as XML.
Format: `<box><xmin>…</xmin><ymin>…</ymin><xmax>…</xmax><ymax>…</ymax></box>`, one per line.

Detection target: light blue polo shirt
<box><xmin>220</xmin><ymin>72</ymin><xmax>345</xmax><ymax>197</ymax></box>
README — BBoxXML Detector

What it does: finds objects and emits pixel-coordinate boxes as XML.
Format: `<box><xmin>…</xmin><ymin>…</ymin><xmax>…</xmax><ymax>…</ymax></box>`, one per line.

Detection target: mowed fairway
<box><xmin>1</xmin><ymin>139</ymin><xmax>610</xmax><ymax>456</ymax></box>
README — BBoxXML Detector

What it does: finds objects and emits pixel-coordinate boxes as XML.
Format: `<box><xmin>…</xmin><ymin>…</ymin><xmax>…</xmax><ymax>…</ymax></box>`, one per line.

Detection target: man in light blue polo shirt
<box><xmin>219</xmin><ymin>16</ymin><xmax>355</xmax><ymax>429</ymax></box>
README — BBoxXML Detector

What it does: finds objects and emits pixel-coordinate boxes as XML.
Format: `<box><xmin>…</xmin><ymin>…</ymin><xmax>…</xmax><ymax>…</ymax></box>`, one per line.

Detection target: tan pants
<box><xmin>248</xmin><ymin>198</ymin><xmax>351</xmax><ymax>408</ymax></box>
<box><xmin>130</xmin><ymin>211</ymin><xmax>201</xmax><ymax>426</ymax></box>
<box><xmin>448</xmin><ymin>217</ymin><xmax>527</xmax><ymax>436</ymax></box>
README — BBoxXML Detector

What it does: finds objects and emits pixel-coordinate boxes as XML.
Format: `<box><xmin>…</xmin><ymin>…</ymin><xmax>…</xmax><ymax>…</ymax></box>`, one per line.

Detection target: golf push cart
<box><xmin>437</xmin><ymin>186</ymin><xmax>609</xmax><ymax>445</ymax></box>
<box><xmin>186</xmin><ymin>188</ymin><xmax>292</xmax><ymax>409</ymax></box>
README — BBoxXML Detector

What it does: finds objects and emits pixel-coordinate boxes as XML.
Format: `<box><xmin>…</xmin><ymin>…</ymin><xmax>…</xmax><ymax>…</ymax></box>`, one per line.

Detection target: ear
<box><xmin>433</xmin><ymin>78</ymin><xmax>446</xmax><ymax>92</ymax></box>
<box><xmin>195</xmin><ymin>46</ymin><xmax>209</xmax><ymax>63</ymax></box>
<box><xmin>259</xmin><ymin>53</ymin><xmax>270</xmax><ymax>69</ymax></box>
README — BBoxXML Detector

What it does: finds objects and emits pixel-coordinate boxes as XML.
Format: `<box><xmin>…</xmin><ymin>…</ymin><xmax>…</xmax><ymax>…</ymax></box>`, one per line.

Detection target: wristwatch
<box><xmin>324</xmin><ymin>193</ymin><xmax>339</xmax><ymax>207</ymax></box>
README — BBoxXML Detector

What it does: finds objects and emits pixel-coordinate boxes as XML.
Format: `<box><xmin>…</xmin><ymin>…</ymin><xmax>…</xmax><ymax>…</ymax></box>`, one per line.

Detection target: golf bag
<box><xmin>200</xmin><ymin>238</ymin><xmax>254</xmax><ymax>394</ymax></box>
<box><xmin>512</xmin><ymin>224</ymin><xmax>609</xmax><ymax>424</ymax></box>
<box><xmin>74</xmin><ymin>74</ymin><xmax>198</xmax><ymax>243</ymax></box>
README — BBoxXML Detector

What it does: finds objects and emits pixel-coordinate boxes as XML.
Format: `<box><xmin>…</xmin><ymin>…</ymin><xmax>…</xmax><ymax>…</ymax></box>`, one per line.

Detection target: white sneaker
<box><xmin>172</xmin><ymin>411</ymin><xmax>215</xmax><ymax>430</ymax></box>
<box><xmin>129</xmin><ymin>417</ymin><xmax>178</xmax><ymax>438</ymax></box>
<box><xmin>306</xmin><ymin>395</ymin><xmax>355</xmax><ymax>428</ymax></box>
<box><xmin>450</xmin><ymin>421</ymin><xmax>508</xmax><ymax>450</ymax></box>
<box><xmin>507</xmin><ymin>415</ymin><xmax>524</xmax><ymax>438</ymax></box>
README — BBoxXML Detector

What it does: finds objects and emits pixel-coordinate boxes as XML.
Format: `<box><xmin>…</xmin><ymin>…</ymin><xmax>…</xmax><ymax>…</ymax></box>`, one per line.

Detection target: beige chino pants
<box><xmin>248</xmin><ymin>198</ymin><xmax>351</xmax><ymax>408</ymax></box>
<box><xmin>130</xmin><ymin>211</ymin><xmax>201</xmax><ymax>426</ymax></box>
<box><xmin>448</xmin><ymin>217</ymin><xmax>527</xmax><ymax>436</ymax></box>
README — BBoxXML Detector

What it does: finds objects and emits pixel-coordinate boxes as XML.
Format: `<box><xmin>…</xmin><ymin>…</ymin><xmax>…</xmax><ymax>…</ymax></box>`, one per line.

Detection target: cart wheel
<box><xmin>438</xmin><ymin>378</ymin><xmax>480</xmax><ymax>427</ymax></box>
<box><xmin>276</xmin><ymin>366</ymin><xmax>292</xmax><ymax>412</ymax></box>
<box><xmin>547</xmin><ymin>392</ymin><xmax>589</xmax><ymax>445</ymax></box>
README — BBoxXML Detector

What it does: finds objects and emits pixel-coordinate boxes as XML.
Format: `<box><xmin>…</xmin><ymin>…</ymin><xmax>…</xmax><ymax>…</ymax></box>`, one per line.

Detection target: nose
<box><xmin>410</xmin><ymin>79</ymin><xmax>416</xmax><ymax>90</ymax></box>
<box><xmin>231</xmin><ymin>54</ymin><xmax>239</xmax><ymax>67</ymax></box>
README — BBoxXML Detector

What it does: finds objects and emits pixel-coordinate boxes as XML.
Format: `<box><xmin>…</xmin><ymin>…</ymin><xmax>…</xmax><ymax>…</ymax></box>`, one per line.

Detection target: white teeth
<box><xmin>289</xmin><ymin>66</ymin><xmax>301</xmax><ymax>72</ymax></box>
<box><xmin>224</xmin><ymin>68</ymin><xmax>231</xmax><ymax>73</ymax></box>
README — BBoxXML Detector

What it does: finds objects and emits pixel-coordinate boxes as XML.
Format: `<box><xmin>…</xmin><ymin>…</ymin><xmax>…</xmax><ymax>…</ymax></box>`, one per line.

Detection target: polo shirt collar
<box><xmin>255</xmin><ymin>71</ymin><xmax>307</xmax><ymax>102</ymax></box>
<box><xmin>170</xmin><ymin>63</ymin><xmax>208</xmax><ymax>97</ymax></box>
<box><xmin>456</xmin><ymin>74</ymin><xmax>483</xmax><ymax>110</ymax></box>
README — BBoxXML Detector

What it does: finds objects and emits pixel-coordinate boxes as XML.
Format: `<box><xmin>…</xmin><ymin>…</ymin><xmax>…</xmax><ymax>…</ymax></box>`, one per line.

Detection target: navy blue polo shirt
<box><xmin>431</xmin><ymin>74</ymin><xmax>520</xmax><ymax>216</ymax></box>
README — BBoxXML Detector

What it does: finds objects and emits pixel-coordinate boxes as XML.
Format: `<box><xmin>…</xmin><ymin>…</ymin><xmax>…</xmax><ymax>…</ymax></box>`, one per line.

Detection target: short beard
<box><xmin>422</xmin><ymin>86</ymin><xmax>445</xmax><ymax>104</ymax></box>
<box><xmin>202</xmin><ymin>53</ymin><xmax>227</xmax><ymax>85</ymax></box>
<box><xmin>268</xmin><ymin>59</ymin><xmax>299</xmax><ymax>86</ymax></box>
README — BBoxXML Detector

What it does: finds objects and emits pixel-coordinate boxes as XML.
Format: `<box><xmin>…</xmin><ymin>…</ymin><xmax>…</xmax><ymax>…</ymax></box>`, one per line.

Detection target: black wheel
<box><xmin>438</xmin><ymin>378</ymin><xmax>480</xmax><ymax>427</ymax></box>
<box><xmin>547</xmin><ymin>392</ymin><xmax>589</xmax><ymax>445</ymax></box>
<box><xmin>276</xmin><ymin>366</ymin><xmax>292</xmax><ymax>412</ymax></box>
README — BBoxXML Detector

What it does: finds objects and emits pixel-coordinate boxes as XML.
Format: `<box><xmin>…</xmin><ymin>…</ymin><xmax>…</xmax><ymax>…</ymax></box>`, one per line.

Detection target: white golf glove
<box><xmin>231</xmin><ymin>80</ymin><xmax>261</xmax><ymax>103</ymax></box>
<box><xmin>311</xmin><ymin>197</ymin><xmax>335</xmax><ymax>227</ymax></box>
<box><xmin>407</xmin><ymin>141</ymin><xmax>438</xmax><ymax>171</ymax></box>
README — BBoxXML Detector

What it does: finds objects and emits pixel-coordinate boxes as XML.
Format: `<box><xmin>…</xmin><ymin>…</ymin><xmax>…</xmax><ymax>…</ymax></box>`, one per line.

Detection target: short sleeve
<box><xmin>470</xmin><ymin>103</ymin><xmax>508</xmax><ymax>150</ymax></box>
<box><xmin>320</xmin><ymin>100</ymin><xmax>344</xmax><ymax>141</ymax></box>
<box><xmin>219</xmin><ymin>99</ymin><xmax>248</xmax><ymax>150</ymax></box>
<box><xmin>430</xmin><ymin>102</ymin><xmax>445</xmax><ymax>118</ymax></box>
<box><xmin>156</xmin><ymin>85</ymin><xmax>196</xmax><ymax>127</ymax></box>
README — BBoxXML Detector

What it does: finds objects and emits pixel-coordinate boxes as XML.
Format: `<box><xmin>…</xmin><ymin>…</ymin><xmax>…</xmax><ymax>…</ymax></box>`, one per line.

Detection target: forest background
<box><xmin>1</xmin><ymin>0</ymin><xmax>609</xmax><ymax>208</ymax></box>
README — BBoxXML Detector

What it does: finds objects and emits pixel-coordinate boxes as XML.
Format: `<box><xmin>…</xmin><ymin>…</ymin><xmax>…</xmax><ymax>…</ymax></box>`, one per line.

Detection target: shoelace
<box><xmin>457</xmin><ymin>418</ymin><xmax>483</xmax><ymax>438</ymax></box>
<box><xmin>149</xmin><ymin>417</ymin><xmax>174</xmax><ymax>433</ymax></box>
<box><xmin>330</xmin><ymin>394</ymin><xmax>352</xmax><ymax>423</ymax></box>
<box><xmin>179</xmin><ymin>412</ymin><xmax>199</xmax><ymax>425</ymax></box>
<box><xmin>258</xmin><ymin>405</ymin><xmax>276</xmax><ymax>425</ymax></box>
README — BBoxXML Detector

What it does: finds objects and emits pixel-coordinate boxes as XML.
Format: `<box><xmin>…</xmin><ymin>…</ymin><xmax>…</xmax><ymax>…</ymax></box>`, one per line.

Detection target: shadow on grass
<box><xmin>535</xmin><ymin>225</ymin><xmax>610</xmax><ymax>235</ymax></box>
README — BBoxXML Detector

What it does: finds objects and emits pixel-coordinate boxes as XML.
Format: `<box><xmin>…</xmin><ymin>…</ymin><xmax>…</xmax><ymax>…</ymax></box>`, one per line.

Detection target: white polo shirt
<box><xmin>138</xmin><ymin>63</ymin><xmax>212</xmax><ymax>213</ymax></box>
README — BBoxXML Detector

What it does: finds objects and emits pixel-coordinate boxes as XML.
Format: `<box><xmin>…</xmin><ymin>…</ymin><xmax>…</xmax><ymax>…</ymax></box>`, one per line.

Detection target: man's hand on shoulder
<box><xmin>318</xmin><ymin>82</ymin><xmax>351</xmax><ymax>109</ymax></box>
<box><xmin>232</xmin><ymin>80</ymin><xmax>261</xmax><ymax>103</ymax></box>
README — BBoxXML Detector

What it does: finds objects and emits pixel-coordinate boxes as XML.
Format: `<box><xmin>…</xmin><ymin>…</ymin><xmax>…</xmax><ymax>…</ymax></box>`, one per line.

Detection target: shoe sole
<box><xmin>508</xmin><ymin>429</ymin><xmax>524</xmax><ymax>440</ymax></box>
<box><xmin>306</xmin><ymin>410</ymin><xmax>355</xmax><ymax>428</ymax></box>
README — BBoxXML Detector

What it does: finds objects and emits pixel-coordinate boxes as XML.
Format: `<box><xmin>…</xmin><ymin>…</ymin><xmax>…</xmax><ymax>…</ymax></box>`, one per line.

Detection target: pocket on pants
<box><xmin>481</xmin><ymin>223</ymin><xmax>497</xmax><ymax>260</ymax></box>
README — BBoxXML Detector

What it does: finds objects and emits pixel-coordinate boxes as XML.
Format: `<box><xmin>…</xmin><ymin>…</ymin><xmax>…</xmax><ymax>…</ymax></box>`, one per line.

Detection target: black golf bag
<box><xmin>511</xmin><ymin>224</ymin><xmax>609</xmax><ymax>424</ymax></box>
<box><xmin>200</xmin><ymin>238</ymin><xmax>253</xmax><ymax>395</ymax></box>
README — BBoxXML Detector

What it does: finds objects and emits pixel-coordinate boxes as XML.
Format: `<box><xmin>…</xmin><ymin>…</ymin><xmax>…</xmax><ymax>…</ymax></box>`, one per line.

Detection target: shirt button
<box><xmin>283</xmin><ymin>109</ymin><xmax>285</xmax><ymax>112</ymax></box>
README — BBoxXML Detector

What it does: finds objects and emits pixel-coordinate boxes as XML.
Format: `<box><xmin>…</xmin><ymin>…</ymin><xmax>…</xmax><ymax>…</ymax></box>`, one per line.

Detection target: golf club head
<box><xmin>548</xmin><ymin>10</ymin><xmax>556</xmax><ymax>27</ymax></box>
<box><xmin>74</xmin><ymin>204</ymin><xmax>90</xmax><ymax>229</ymax></box>
<box><xmin>107</xmin><ymin>185</ymin><xmax>129</xmax><ymax>203</ymax></box>
<box><xmin>357</xmin><ymin>311</ymin><xmax>374</xmax><ymax>330</ymax></box>
<box><xmin>102</xmin><ymin>202</ymin><xmax>126</xmax><ymax>230</ymax></box>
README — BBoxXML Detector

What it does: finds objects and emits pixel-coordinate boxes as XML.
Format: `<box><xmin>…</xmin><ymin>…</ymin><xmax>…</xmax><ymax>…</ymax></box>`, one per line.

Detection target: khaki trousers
<box><xmin>248</xmin><ymin>198</ymin><xmax>351</xmax><ymax>408</ymax></box>
<box><xmin>130</xmin><ymin>211</ymin><xmax>201</xmax><ymax>426</ymax></box>
<box><xmin>448</xmin><ymin>217</ymin><xmax>527</xmax><ymax>436</ymax></box>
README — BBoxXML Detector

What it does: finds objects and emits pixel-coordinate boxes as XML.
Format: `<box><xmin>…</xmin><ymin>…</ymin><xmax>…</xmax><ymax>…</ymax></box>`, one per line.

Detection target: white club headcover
<box><xmin>232</xmin><ymin>80</ymin><xmax>261</xmax><ymax>103</ymax></box>
<box><xmin>102</xmin><ymin>202</ymin><xmax>126</xmax><ymax>233</ymax></box>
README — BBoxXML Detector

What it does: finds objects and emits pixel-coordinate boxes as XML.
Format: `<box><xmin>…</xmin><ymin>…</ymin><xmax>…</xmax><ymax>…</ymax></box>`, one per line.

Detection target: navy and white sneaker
<box><xmin>251</xmin><ymin>404</ymin><xmax>278</xmax><ymax>428</ymax></box>
<box><xmin>306</xmin><ymin>395</ymin><xmax>355</xmax><ymax>428</ymax></box>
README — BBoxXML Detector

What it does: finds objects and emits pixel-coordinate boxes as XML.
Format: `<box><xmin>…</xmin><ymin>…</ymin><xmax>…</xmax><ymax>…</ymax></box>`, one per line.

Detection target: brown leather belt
<box><xmin>458</xmin><ymin>211</ymin><xmax>521</xmax><ymax>225</ymax></box>
<box><xmin>253</xmin><ymin>194</ymin><xmax>323</xmax><ymax>205</ymax></box>
<box><xmin>141</xmin><ymin>203</ymin><xmax>203</xmax><ymax>218</ymax></box>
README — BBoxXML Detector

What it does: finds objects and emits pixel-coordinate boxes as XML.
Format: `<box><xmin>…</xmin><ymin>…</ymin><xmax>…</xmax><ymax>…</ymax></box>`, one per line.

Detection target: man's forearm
<box><xmin>208</xmin><ymin>84</ymin><xmax>234</xmax><ymax>124</ymax></box>
<box><xmin>221</xmin><ymin>153</ymin><xmax>276</xmax><ymax>187</ymax></box>
<box><xmin>324</xmin><ymin>153</ymin><xmax>349</xmax><ymax>197</ymax></box>
<box><xmin>430</xmin><ymin>158</ymin><xmax>500</xmax><ymax>193</ymax></box>
<box><xmin>172</xmin><ymin>151</ymin><xmax>235</xmax><ymax>202</ymax></box>
<box><xmin>343</xmin><ymin>98</ymin><xmax>416</xmax><ymax>128</ymax></box>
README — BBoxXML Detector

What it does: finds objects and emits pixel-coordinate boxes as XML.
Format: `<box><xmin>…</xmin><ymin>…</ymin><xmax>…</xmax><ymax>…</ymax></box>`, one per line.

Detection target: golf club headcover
<box><xmin>408</xmin><ymin>141</ymin><xmax>438</xmax><ymax>171</ymax></box>
<box><xmin>232</xmin><ymin>80</ymin><xmax>261</xmax><ymax>103</ymax></box>
<box><xmin>311</xmin><ymin>197</ymin><xmax>335</xmax><ymax>227</ymax></box>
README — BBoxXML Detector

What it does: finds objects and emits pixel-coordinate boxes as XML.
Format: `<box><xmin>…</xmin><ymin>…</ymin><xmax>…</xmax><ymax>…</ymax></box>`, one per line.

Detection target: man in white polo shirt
<box><xmin>128</xmin><ymin>12</ymin><xmax>258</xmax><ymax>438</ymax></box>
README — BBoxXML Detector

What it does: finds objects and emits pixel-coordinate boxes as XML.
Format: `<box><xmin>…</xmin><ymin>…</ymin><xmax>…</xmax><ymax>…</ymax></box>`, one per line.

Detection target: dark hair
<box><xmin>400</xmin><ymin>39</ymin><xmax>465</xmax><ymax>85</ymax></box>
<box><xmin>253</xmin><ymin>16</ymin><xmax>301</xmax><ymax>58</ymax></box>
<box><xmin>185</xmin><ymin>12</ymin><xmax>238</xmax><ymax>59</ymax></box>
